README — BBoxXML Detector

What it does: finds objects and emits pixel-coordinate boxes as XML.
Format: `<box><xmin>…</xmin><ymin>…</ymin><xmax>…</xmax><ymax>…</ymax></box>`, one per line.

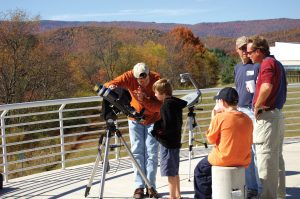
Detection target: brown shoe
<box><xmin>133</xmin><ymin>188</ymin><xmax>144</xmax><ymax>199</ymax></box>
<box><xmin>146</xmin><ymin>188</ymin><xmax>160</xmax><ymax>198</ymax></box>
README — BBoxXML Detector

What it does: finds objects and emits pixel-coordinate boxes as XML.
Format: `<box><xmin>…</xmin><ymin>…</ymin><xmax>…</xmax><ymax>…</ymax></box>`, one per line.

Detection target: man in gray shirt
<box><xmin>234</xmin><ymin>36</ymin><xmax>261</xmax><ymax>199</ymax></box>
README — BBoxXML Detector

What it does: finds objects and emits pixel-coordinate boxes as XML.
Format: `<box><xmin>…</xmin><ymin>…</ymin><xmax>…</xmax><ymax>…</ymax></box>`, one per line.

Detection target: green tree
<box><xmin>209</xmin><ymin>48</ymin><xmax>238</xmax><ymax>84</ymax></box>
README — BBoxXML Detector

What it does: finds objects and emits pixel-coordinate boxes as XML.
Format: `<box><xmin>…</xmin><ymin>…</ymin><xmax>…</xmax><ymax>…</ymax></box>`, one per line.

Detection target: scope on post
<box><xmin>180</xmin><ymin>73</ymin><xmax>202</xmax><ymax>107</ymax></box>
<box><xmin>94</xmin><ymin>83</ymin><xmax>144</xmax><ymax>121</ymax></box>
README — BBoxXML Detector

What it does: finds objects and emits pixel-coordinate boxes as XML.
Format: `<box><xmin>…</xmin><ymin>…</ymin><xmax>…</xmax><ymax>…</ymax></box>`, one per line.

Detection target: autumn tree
<box><xmin>0</xmin><ymin>10</ymin><xmax>79</xmax><ymax>103</ymax></box>
<box><xmin>87</xmin><ymin>28</ymin><xmax>123</xmax><ymax>82</ymax></box>
<box><xmin>0</xmin><ymin>10</ymin><xmax>41</xmax><ymax>103</ymax></box>
<box><xmin>162</xmin><ymin>26</ymin><xmax>213</xmax><ymax>87</ymax></box>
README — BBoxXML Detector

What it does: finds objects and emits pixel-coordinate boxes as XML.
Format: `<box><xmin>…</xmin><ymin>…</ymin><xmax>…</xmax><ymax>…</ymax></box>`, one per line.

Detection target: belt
<box><xmin>240</xmin><ymin>106</ymin><xmax>252</xmax><ymax>109</ymax></box>
<box><xmin>263</xmin><ymin>108</ymin><xmax>274</xmax><ymax>111</ymax></box>
<box><xmin>258</xmin><ymin>108</ymin><xmax>275</xmax><ymax>114</ymax></box>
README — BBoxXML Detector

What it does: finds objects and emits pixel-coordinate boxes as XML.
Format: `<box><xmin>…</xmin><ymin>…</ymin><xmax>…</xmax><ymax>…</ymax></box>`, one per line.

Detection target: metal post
<box><xmin>1</xmin><ymin>110</ymin><xmax>9</xmax><ymax>182</ymax></box>
<box><xmin>188</xmin><ymin>113</ymin><xmax>194</xmax><ymax>181</ymax></box>
<box><xmin>114</xmin><ymin>121</ymin><xmax>120</xmax><ymax>159</ymax></box>
<box><xmin>59</xmin><ymin>104</ymin><xmax>66</xmax><ymax>169</ymax></box>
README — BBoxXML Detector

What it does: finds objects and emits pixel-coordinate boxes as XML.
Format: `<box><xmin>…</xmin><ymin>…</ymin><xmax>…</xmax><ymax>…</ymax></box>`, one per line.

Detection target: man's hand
<box><xmin>133</xmin><ymin>89</ymin><xmax>146</xmax><ymax>103</ymax></box>
<box><xmin>253</xmin><ymin>105</ymin><xmax>269</xmax><ymax>119</ymax></box>
<box><xmin>108</xmin><ymin>84</ymin><xmax>117</xmax><ymax>89</ymax></box>
<box><xmin>133</xmin><ymin>86</ymin><xmax>150</xmax><ymax>103</ymax></box>
<box><xmin>253</xmin><ymin>107</ymin><xmax>261</xmax><ymax>119</ymax></box>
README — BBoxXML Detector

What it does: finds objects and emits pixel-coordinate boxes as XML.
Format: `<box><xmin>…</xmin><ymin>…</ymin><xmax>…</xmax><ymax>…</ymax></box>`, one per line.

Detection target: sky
<box><xmin>1</xmin><ymin>0</ymin><xmax>300</xmax><ymax>24</ymax></box>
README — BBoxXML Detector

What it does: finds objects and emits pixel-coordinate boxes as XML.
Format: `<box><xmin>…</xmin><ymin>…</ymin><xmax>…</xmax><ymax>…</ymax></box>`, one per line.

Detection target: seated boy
<box><xmin>151</xmin><ymin>78</ymin><xmax>187</xmax><ymax>199</ymax></box>
<box><xmin>194</xmin><ymin>87</ymin><xmax>253</xmax><ymax>199</ymax></box>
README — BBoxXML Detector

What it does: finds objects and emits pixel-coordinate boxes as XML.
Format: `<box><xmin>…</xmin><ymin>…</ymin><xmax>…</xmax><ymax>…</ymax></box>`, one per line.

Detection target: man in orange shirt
<box><xmin>104</xmin><ymin>63</ymin><xmax>161</xmax><ymax>199</ymax></box>
<box><xmin>194</xmin><ymin>87</ymin><xmax>253</xmax><ymax>199</ymax></box>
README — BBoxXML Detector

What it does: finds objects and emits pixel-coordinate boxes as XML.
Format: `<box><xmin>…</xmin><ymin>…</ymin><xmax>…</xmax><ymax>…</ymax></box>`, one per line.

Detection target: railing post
<box><xmin>59</xmin><ymin>104</ymin><xmax>66</xmax><ymax>169</ymax></box>
<box><xmin>114</xmin><ymin>120</ymin><xmax>120</xmax><ymax>159</ymax></box>
<box><xmin>1</xmin><ymin>110</ymin><xmax>9</xmax><ymax>182</ymax></box>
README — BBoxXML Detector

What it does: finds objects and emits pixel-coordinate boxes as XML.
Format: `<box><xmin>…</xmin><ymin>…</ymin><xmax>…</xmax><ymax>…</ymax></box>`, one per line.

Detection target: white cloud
<box><xmin>49</xmin><ymin>8</ymin><xmax>213</xmax><ymax>21</ymax></box>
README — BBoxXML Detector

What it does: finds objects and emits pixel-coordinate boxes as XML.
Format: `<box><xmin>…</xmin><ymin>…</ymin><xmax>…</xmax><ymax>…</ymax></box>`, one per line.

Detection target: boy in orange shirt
<box><xmin>194</xmin><ymin>87</ymin><xmax>253</xmax><ymax>199</ymax></box>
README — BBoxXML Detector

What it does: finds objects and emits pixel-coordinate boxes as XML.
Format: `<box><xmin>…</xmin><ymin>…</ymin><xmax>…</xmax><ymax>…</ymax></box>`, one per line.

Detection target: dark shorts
<box><xmin>160</xmin><ymin>144</ymin><xmax>180</xmax><ymax>176</ymax></box>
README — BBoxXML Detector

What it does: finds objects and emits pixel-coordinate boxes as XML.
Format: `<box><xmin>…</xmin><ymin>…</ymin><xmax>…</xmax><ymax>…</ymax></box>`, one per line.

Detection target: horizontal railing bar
<box><xmin>287</xmin><ymin>97</ymin><xmax>300</xmax><ymax>101</ymax></box>
<box><xmin>65</xmin><ymin>146</ymin><xmax>96</xmax><ymax>154</ymax></box>
<box><xmin>5</xmin><ymin>127</ymin><xmax>60</xmax><ymax>138</ymax></box>
<box><xmin>8</xmin><ymin>152</ymin><xmax>61</xmax><ymax>165</ymax></box>
<box><xmin>5</xmin><ymin>106</ymin><xmax>101</xmax><ymax>119</ymax></box>
<box><xmin>0</xmin><ymin>96</ymin><xmax>102</xmax><ymax>111</ymax></box>
<box><xmin>285</xmin><ymin>129</ymin><xmax>300</xmax><ymax>133</ymax></box>
<box><xmin>5</xmin><ymin>110</ymin><xmax>59</xmax><ymax>119</ymax></box>
<box><xmin>65</xmin><ymin>154</ymin><xmax>97</xmax><ymax>162</ymax></box>
<box><xmin>62</xmin><ymin>106</ymin><xmax>101</xmax><ymax>112</ymax></box>
<box><xmin>284</xmin><ymin>103</ymin><xmax>300</xmax><ymax>107</ymax></box>
<box><xmin>6</xmin><ymin>118</ymin><xmax>60</xmax><ymax>128</ymax></box>
<box><xmin>286</xmin><ymin>123</ymin><xmax>300</xmax><ymax>126</ymax></box>
<box><xmin>61</xmin><ymin>114</ymin><xmax>101</xmax><ymax>121</ymax></box>
<box><xmin>7</xmin><ymin>114</ymin><xmax>103</xmax><ymax>128</ymax></box>
<box><xmin>64</xmin><ymin>138</ymin><xmax>98</xmax><ymax>146</ymax></box>
<box><xmin>63</xmin><ymin>129</ymin><xmax>104</xmax><ymax>138</ymax></box>
<box><xmin>6</xmin><ymin>136</ymin><xmax>60</xmax><ymax>146</ymax></box>
<box><xmin>7</xmin><ymin>161</ymin><xmax>62</xmax><ymax>175</ymax></box>
<box><xmin>63</xmin><ymin>122</ymin><xmax>102</xmax><ymax>129</ymax></box>
<box><xmin>285</xmin><ymin>110</ymin><xmax>300</xmax><ymax>114</ymax></box>
<box><xmin>7</xmin><ymin>144</ymin><xmax>62</xmax><ymax>156</ymax></box>
<box><xmin>285</xmin><ymin>117</ymin><xmax>300</xmax><ymax>120</ymax></box>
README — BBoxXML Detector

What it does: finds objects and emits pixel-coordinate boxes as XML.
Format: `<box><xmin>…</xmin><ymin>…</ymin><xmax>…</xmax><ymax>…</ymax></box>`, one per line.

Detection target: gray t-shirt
<box><xmin>234</xmin><ymin>61</ymin><xmax>260</xmax><ymax>108</ymax></box>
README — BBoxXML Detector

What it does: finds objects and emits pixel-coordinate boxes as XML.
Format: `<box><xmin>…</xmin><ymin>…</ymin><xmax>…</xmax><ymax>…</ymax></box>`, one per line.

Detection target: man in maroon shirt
<box><xmin>247</xmin><ymin>36</ymin><xmax>287</xmax><ymax>199</ymax></box>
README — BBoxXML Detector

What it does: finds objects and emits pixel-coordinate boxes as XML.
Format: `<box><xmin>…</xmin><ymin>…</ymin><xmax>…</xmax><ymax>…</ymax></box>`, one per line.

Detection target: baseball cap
<box><xmin>214</xmin><ymin>87</ymin><xmax>239</xmax><ymax>105</ymax></box>
<box><xmin>236</xmin><ymin>36</ymin><xmax>248</xmax><ymax>49</ymax></box>
<box><xmin>133</xmin><ymin>62</ymin><xmax>150</xmax><ymax>78</ymax></box>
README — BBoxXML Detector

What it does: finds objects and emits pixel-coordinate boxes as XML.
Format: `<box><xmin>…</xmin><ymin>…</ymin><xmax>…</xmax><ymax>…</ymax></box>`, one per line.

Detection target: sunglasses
<box><xmin>247</xmin><ymin>49</ymin><xmax>257</xmax><ymax>55</ymax></box>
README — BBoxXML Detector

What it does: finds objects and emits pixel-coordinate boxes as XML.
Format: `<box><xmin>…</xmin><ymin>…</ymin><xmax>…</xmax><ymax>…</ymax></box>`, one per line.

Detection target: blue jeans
<box><xmin>238</xmin><ymin>107</ymin><xmax>262</xmax><ymax>195</ymax></box>
<box><xmin>128</xmin><ymin>120</ymin><xmax>159</xmax><ymax>189</ymax></box>
<box><xmin>194</xmin><ymin>156</ymin><xmax>212</xmax><ymax>199</ymax></box>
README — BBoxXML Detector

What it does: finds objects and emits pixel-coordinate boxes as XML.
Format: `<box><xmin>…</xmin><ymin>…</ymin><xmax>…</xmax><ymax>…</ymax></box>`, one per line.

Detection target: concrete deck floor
<box><xmin>1</xmin><ymin>137</ymin><xmax>300</xmax><ymax>199</ymax></box>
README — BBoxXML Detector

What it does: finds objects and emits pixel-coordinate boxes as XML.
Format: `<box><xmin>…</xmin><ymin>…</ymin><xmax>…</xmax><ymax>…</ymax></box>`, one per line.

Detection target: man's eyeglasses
<box><xmin>247</xmin><ymin>49</ymin><xmax>257</xmax><ymax>55</ymax></box>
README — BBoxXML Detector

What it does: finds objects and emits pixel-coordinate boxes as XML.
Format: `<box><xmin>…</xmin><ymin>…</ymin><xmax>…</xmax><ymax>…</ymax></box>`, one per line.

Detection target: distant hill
<box><xmin>202</xmin><ymin>27</ymin><xmax>300</xmax><ymax>55</ymax></box>
<box><xmin>40</xmin><ymin>18</ymin><xmax>300</xmax><ymax>38</ymax></box>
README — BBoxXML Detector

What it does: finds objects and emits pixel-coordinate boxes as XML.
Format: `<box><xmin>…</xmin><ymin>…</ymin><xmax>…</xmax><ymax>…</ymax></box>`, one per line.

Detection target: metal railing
<box><xmin>1</xmin><ymin>85</ymin><xmax>300</xmax><ymax>182</ymax></box>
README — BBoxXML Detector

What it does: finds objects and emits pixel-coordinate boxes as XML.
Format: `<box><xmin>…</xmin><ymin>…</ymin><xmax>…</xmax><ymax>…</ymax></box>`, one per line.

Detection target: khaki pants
<box><xmin>254</xmin><ymin>109</ymin><xmax>286</xmax><ymax>199</ymax></box>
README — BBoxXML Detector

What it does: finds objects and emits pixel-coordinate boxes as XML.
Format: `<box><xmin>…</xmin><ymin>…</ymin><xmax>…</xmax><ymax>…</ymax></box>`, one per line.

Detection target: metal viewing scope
<box><xmin>94</xmin><ymin>83</ymin><xmax>144</xmax><ymax>120</ymax></box>
<box><xmin>180</xmin><ymin>73</ymin><xmax>201</xmax><ymax>108</ymax></box>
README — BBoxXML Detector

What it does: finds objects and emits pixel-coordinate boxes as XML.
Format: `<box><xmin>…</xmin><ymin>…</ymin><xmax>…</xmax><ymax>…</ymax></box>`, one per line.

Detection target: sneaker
<box><xmin>133</xmin><ymin>188</ymin><xmax>144</xmax><ymax>199</ymax></box>
<box><xmin>146</xmin><ymin>188</ymin><xmax>160</xmax><ymax>198</ymax></box>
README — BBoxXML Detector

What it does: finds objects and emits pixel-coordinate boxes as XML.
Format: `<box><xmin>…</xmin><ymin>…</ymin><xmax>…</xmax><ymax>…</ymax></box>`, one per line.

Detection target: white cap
<box><xmin>133</xmin><ymin>63</ymin><xmax>150</xmax><ymax>78</ymax></box>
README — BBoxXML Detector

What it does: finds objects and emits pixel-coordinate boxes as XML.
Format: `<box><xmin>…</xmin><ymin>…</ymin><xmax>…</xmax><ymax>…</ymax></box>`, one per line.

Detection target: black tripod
<box><xmin>84</xmin><ymin>119</ymin><xmax>158</xmax><ymax>199</ymax></box>
<box><xmin>182</xmin><ymin>106</ymin><xmax>208</xmax><ymax>181</ymax></box>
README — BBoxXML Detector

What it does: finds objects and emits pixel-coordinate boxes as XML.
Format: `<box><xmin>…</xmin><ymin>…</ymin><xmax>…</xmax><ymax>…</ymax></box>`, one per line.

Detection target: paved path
<box><xmin>1</xmin><ymin>137</ymin><xmax>300</xmax><ymax>198</ymax></box>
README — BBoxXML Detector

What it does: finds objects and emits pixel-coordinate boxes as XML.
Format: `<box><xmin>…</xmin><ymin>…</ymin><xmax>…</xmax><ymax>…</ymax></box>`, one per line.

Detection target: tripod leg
<box><xmin>85</xmin><ymin>151</ymin><xmax>102</xmax><ymax>197</ymax></box>
<box><xmin>181</xmin><ymin>116</ymin><xmax>188</xmax><ymax>143</ymax></box>
<box><xmin>85</xmin><ymin>135</ymin><xmax>106</xmax><ymax>197</ymax></box>
<box><xmin>98</xmin><ymin>133</ymin><xmax>111</xmax><ymax>199</ymax></box>
<box><xmin>115</xmin><ymin>130</ymin><xmax>159</xmax><ymax>198</ymax></box>
<box><xmin>195</xmin><ymin>122</ymin><xmax>208</xmax><ymax>148</ymax></box>
<box><xmin>188</xmin><ymin>116</ymin><xmax>194</xmax><ymax>182</ymax></box>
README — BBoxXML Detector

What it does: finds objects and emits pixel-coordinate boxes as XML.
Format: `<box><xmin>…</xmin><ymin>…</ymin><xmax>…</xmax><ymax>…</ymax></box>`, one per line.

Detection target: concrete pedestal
<box><xmin>212</xmin><ymin>166</ymin><xmax>245</xmax><ymax>199</ymax></box>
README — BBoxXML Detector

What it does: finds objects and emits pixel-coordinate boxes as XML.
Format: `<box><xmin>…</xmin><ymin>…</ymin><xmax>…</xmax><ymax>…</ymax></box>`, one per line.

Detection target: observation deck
<box><xmin>1</xmin><ymin>85</ymin><xmax>300</xmax><ymax>198</ymax></box>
